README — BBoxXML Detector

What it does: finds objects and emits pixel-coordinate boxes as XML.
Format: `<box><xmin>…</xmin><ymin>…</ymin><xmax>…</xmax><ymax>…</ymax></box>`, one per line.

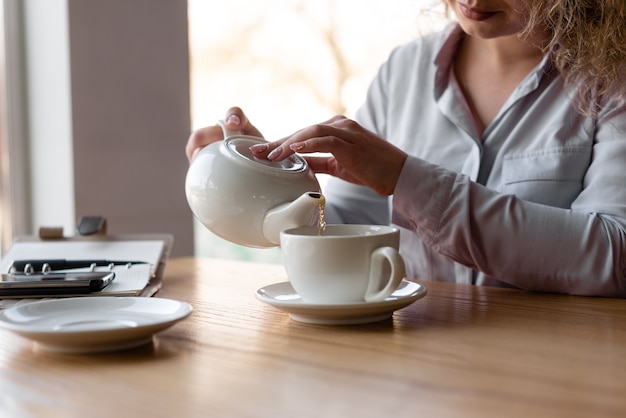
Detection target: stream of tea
<box><xmin>318</xmin><ymin>200</ymin><xmax>326</xmax><ymax>235</ymax></box>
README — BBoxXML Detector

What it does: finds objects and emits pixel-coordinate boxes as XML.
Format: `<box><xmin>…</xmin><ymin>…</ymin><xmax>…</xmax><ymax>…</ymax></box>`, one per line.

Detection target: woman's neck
<box><xmin>453</xmin><ymin>33</ymin><xmax>545</xmax><ymax>136</ymax></box>
<box><xmin>464</xmin><ymin>33</ymin><xmax>545</xmax><ymax>70</ymax></box>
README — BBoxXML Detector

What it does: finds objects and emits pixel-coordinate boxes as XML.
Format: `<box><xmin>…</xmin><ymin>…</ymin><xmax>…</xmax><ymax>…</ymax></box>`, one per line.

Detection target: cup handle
<box><xmin>217</xmin><ymin>119</ymin><xmax>242</xmax><ymax>139</ymax></box>
<box><xmin>365</xmin><ymin>246</ymin><xmax>405</xmax><ymax>302</ymax></box>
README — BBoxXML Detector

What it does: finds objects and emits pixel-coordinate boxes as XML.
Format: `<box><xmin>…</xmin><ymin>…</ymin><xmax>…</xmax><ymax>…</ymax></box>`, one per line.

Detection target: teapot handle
<box><xmin>217</xmin><ymin>120</ymin><xmax>242</xmax><ymax>139</ymax></box>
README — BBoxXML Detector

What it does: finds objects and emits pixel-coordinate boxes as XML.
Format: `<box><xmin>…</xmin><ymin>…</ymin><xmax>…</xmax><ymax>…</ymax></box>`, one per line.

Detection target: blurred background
<box><xmin>0</xmin><ymin>0</ymin><xmax>448</xmax><ymax>261</ymax></box>
<box><xmin>188</xmin><ymin>0</ymin><xmax>447</xmax><ymax>262</ymax></box>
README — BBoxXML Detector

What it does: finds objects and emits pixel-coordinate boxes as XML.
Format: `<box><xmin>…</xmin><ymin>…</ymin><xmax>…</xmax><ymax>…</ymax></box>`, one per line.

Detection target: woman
<box><xmin>186</xmin><ymin>1</ymin><xmax>626</xmax><ymax>296</ymax></box>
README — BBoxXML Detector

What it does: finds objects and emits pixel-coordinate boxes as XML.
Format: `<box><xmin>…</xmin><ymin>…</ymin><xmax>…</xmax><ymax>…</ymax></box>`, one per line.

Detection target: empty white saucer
<box><xmin>0</xmin><ymin>297</ymin><xmax>192</xmax><ymax>353</ymax></box>
<box><xmin>255</xmin><ymin>279</ymin><xmax>427</xmax><ymax>325</ymax></box>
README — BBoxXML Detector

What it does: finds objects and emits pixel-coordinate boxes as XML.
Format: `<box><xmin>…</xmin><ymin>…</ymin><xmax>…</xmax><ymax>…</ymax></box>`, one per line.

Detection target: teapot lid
<box><xmin>225</xmin><ymin>137</ymin><xmax>308</xmax><ymax>173</ymax></box>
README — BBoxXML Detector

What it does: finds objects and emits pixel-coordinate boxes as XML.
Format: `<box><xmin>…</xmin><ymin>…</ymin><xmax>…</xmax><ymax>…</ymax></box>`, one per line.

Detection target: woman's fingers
<box><xmin>186</xmin><ymin>125</ymin><xmax>223</xmax><ymax>162</ymax></box>
<box><xmin>223</xmin><ymin>107</ymin><xmax>264</xmax><ymax>138</ymax></box>
<box><xmin>185</xmin><ymin>107</ymin><xmax>263</xmax><ymax>162</ymax></box>
<box><xmin>249</xmin><ymin>116</ymin><xmax>407</xmax><ymax>195</ymax></box>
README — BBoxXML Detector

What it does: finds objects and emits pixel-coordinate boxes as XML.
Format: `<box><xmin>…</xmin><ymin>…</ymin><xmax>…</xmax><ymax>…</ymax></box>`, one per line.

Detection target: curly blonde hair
<box><xmin>522</xmin><ymin>0</ymin><xmax>626</xmax><ymax>118</ymax></box>
<box><xmin>441</xmin><ymin>0</ymin><xmax>626</xmax><ymax>118</ymax></box>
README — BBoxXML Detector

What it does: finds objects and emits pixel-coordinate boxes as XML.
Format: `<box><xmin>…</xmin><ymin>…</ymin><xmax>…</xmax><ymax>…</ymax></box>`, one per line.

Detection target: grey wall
<box><xmin>67</xmin><ymin>0</ymin><xmax>193</xmax><ymax>256</ymax></box>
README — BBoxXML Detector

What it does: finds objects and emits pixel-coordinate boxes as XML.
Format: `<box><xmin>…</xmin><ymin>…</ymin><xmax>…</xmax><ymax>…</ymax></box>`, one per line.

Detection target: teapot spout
<box><xmin>263</xmin><ymin>192</ymin><xmax>325</xmax><ymax>245</ymax></box>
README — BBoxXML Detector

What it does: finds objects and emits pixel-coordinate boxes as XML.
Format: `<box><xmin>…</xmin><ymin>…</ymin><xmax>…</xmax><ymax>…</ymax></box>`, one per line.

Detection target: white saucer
<box><xmin>0</xmin><ymin>297</ymin><xmax>192</xmax><ymax>353</ymax></box>
<box><xmin>255</xmin><ymin>279</ymin><xmax>427</xmax><ymax>325</ymax></box>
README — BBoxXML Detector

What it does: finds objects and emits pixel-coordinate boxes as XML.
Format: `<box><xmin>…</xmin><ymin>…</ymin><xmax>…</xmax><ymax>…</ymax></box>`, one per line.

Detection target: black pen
<box><xmin>9</xmin><ymin>259</ymin><xmax>149</xmax><ymax>273</ymax></box>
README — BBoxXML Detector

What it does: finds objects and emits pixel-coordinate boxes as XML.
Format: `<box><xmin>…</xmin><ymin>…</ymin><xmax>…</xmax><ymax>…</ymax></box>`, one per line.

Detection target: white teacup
<box><xmin>280</xmin><ymin>225</ymin><xmax>405</xmax><ymax>304</ymax></box>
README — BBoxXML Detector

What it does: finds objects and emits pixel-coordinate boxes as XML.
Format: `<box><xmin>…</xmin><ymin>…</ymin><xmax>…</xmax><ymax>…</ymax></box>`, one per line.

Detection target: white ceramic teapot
<box><xmin>185</xmin><ymin>121</ymin><xmax>323</xmax><ymax>248</ymax></box>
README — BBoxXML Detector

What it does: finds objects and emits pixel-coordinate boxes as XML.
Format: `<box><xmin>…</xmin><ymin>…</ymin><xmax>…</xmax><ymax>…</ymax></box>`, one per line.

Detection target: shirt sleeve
<box><xmin>393</xmin><ymin>106</ymin><xmax>626</xmax><ymax>297</ymax></box>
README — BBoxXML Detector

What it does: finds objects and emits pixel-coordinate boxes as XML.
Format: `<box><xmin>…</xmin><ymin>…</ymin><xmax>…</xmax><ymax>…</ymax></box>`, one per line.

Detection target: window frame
<box><xmin>0</xmin><ymin>0</ymin><xmax>31</xmax><ymax>254</ymax></box>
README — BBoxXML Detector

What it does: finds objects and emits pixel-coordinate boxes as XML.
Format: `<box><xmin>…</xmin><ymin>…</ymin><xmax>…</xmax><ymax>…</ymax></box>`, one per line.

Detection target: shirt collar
<box><xmin>434</xmin><ymin>24</ymin><xmax>465</xmax><ymax>100</ymax></box>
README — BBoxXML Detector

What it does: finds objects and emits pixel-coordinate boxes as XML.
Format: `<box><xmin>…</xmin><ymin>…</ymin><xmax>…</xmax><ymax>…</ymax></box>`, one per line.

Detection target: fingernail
<box><xmin>249</xmin><ymin>143</ymin><xmax>268</xmax><ymax>153</ymax></box>
<box><xmin>290</xmin><ymin>143</ymin><xmax>305</xmax><ymax>152</ymax></box>
<box><xmin>226</xmin><ymin>114</ymin><xmax>241</xmax><ymax>125</ymax></box>
<box><xmin>267</xmin><ymin>146</ymin><xmax>283</xmax><ymax>160</ymax></box>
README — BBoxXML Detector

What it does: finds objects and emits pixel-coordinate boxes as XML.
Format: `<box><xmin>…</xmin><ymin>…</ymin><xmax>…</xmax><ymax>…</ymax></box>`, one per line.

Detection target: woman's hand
<box><xmin>185</xmin><ymin>107</ymin><xmax>263</xmax><ymax>162</ymax></box>
<box><xmin>249</xmin><ymin>115</ymin><xmax>408</xmax><ymax>196</ymax></box>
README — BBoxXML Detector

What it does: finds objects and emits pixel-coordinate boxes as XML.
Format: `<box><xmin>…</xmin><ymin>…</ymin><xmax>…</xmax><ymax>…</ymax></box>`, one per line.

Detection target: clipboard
<box><xmin>0</xmin><ymin>233</ymin><xmax>173</xmax><ymax>300</ymax></box>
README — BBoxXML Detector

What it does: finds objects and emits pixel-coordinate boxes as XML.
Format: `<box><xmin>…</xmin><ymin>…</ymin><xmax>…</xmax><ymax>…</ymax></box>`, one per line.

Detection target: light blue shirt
<box><xmin>324</xmin><ymin>24</ymin><xmax>626</xmax><ymax>296</ymax></box>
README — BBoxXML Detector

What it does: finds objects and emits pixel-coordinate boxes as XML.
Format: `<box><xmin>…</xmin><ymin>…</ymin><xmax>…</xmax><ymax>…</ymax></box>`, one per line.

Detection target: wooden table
<box><xmin>1</xmin><ymin>257</ymin><xmax>625</xmax><ymax>417</ymax></box>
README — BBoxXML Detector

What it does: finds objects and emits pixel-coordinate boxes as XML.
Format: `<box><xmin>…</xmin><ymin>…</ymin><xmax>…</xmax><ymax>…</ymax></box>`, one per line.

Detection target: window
<box><xmin>0</xmin><ymin>0</ymin><xmax>7</xmax><ymax>255</ymax></box>
<box><xmin>1</xmin><ymin>1</ymin><xmax>193</xmax><ymax>258</ymax></box>
<box><xmin>0</xmin><ymin>0</ymin><xmax>30</xmax><ymax>256</ymax></box>
<box><xmin>187</xmin><ymin>0</ymin><xmax>447</xmax><ymax>262</ymax></box>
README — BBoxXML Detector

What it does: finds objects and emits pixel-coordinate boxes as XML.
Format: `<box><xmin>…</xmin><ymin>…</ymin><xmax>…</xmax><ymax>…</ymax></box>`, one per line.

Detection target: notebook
<box><xmin>0</xmin><ymin>234</ymin><xmax>173</xmax><ymax>305</ymax></box>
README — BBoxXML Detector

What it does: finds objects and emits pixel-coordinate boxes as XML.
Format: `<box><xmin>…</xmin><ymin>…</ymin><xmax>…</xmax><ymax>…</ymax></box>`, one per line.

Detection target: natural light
<box><xmin>187</xmin><ymin>0</ymin><xmax>448</xmax><ymax>262</ymax></box>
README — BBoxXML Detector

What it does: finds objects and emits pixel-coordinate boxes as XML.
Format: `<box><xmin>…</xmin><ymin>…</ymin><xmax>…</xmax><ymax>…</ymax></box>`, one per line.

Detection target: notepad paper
<box><xmin>0</xmin><ymin>240</ymin><xmax>166</xmax><ymax>302</ymax></box>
